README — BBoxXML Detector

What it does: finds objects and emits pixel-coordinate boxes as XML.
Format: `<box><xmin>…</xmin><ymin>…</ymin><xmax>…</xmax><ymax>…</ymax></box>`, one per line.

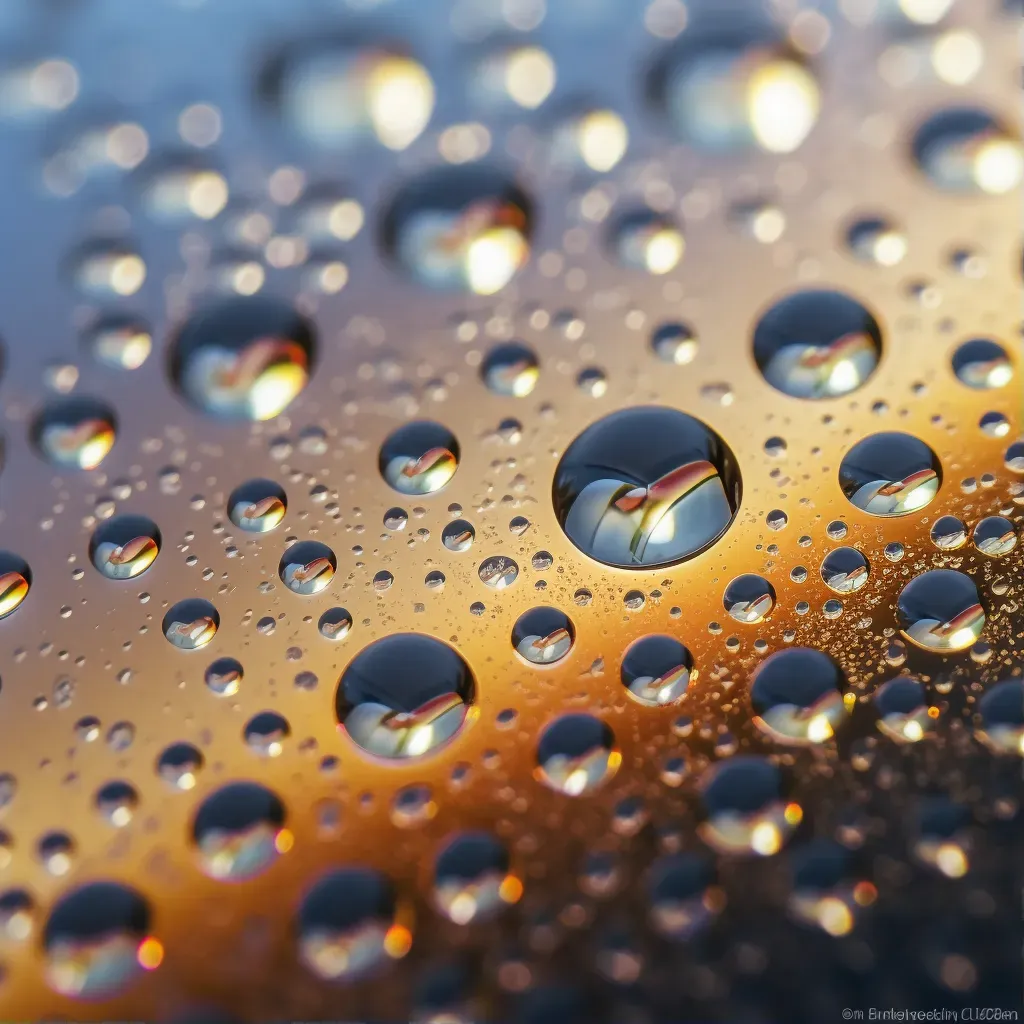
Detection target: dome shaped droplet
<box><xmin>243</xmin><ymin>710</ymin><xmax>290</xmax><ymax>757</ymax></box>
<box><xmin>975</xmin><ymin>680</ymin><xmax>1024</xmax><ymax>757</ymax></box>
<box><xmin>43</xmin><ymin>882</ymin><xmax>158</xmax><ymax>997</ymax></box>
<box><xmin>169</xmin><ymin>297</ymin><xmax>315</xmax><ymax>422</ymax></box>
<box><xmin>698</xmin><ymin>756</ymin><xmax>798</xmax><ymax>856</ymax></box>
<box><xmin>654</xmin><ymin>30</ymin><xmax>820</xmax><ymax>154</ymax></box>
<box><xmin>441</xmin><ymin>519</ymin><xmax>475</xmax><ymax>553</ymax></box>
<box><xmin>279</xmin><ymin>540</ymin><xmax>337</xmax><ymax>596</ymax></box>
<box><xmin>553</xmin><ymin>406</ymin><xmax>741</xmax><ymax>569</ymax></box>
<box><xmin>89</xmin><ymin>515</ymin><xmax>161</xmax><ymax>580</ymax></box>
<box><xmin>930</xmin><ymin>515</ymin><xmax>967</xmax><ymax>550</ymax></box>
<box><xmin>205</xmin><ymin>657</ymin><xmax>242</xmax><ymax>696</ymax></box>
<box><xmin>846</xmin><ymin>217</ymin><xmax>907</xmax><ymax>266</ymax></box>
<box><xmin>611</xmin><ymin>210</ymin><xmax>685</xmax><ymax>275</ymax></box>
<box><xmin>534</xmin><ymin>714</ymin><xmax>619</xmax><ymax>796</ymax></box>
<box><xmin>972</xmin><ymin>516</ymin><xmax>1017</xmax><ymax>557</ymax></box>
<box><xmin>752</xmin><ymin>290</ymin><xmax>882</xmax><ymax>399</ymax></box>
<box><xmin>84</xmin><ymin>316</ymin><xmax>152</xmax><ymax>371</ymax></box>
<box><xmin>318</xmin><ymin>607</ymin><xmax>352</xmax><ymax>641</ymax></box>
<box><xmin>31</xmin><ymin>397</ymin><xmax>117</xmax><ymax>470</ymax></box>
<box><xmin>951</xmin><ymin>338</ymin><xmax>1013</xmax><ymax>389</ymax></box>
<box><xmin>383</xmin><ymin>166</ymin><xmax>531</xmax><ymax>295</ymax></box>
<box><xmin>647</xmin><ymin>854</ymin><xmax>720</xmax><ymax>940</ymax></box>
<box><xmin>897</xmin><ymin>569</ymin><xmax>984</xmax><ymax>652</ymax></box>
<box><xmin>477</xmin><ymin>554</ymin><xmax>518</xmax><ymax>589</ymax></box>
<box><xmin>913</xmin><ymin>108</ymin><xmax>1023</xmax><ymax>195</ymax></box>
<box><xmin>749</xmin><ymin>648</ymin><xmax>848</xmax><ymax>745</ymax></box>
<box><xmin>552</xmin><ymin>108</ymin><xmax>628</xmax><ymax>172</ymax></box>
<box><xmin>819</xmin><ymin>547</ymin><xmax>869</xmax><ymax>594</ymax></box>
<box><xmin>481</xmin><ymin>342</ymin><xmax>539</xmax><ymax>397</ymax></box>
<box><xmin>874</xmin><ymin>677</ymin><xmax>934</xmax><ymax>743</ymax></box>
<box><xmin>296</xmin><ymin>867</ymin><xmax>407</xmax><ymax>981</ymax></box>
<box><xmin>191</xmin><ymin>781</ymin><xmax>288</xmax><ymax>880</ymax></box>
<box><xmin>511</xmin><ymin>607</ymin><xmax>575</xmax><ymax>666</ymax></box>
<box><xmin>227</xmin><ymin>478</ymin><xmax>287</xmax><ymax>533</ymax></box>
<box><xmin>650</xmin><ymin>322</ymin><xmax>699</xmax><ymax>365</ymax></box>
<box><xmin>724</xmin><ymin>574</ymin><xmax>776</xmax><ymax>624</ymax></box>
<box><xmin>379</xmin><ymin>421</ymin><xmax>459</xmax><ymax>495</ymax></box>
<box><xmin>156</xmin><ymin>742</ymin><xmax>204</xmax><ymax>791</ymax></box>
<box><xmin>433</xmin><ymin>831</ymin><xmax>520</xmax><ymax>924</ymax></box>
<box><xmin>620</xmin><ymin>635</ymin><xmax>694</xmax><ymax>707</ymax></box>
<box><xmin>0</xmin><ymin>552</ymin><xmax>31</xmax><ymax>619</ymax></box>
<box><xmin>788</xmin><ymin>841</ymin><xmax>868</xmax><ymax>936</ymax></box>
<box><xmin>336</xmin><ymin>634</ymin><xmax>475</xmax><ymax>759</ymax></box>
<box><xmin>163</xmin><ymin>598</ymin><xmax>220</xmax><ymax>651</ymax></box>
<box><xmin>838</xmin><ymin>432</ymin><xmax>941</xmax><ymax>516</ymax></box>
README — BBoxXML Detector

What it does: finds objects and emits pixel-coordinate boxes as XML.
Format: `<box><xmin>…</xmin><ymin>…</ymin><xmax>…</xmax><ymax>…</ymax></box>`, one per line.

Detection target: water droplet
<box><xmin>611</xmin><ymin>211</ymin><xmax>684</xmax><ymax>275</ymax></box>
<box><xmin>820</xmin><ymin>547</ymin><xmax>869</xmax><ymax>594</ymax></box>
<box><xmin>266</xmin><ymin>44</ymin><xmax>434</xmax><ymax>151</ymax></box>
<box><xmin>38</xmin><ymin>832</ymin><xmax>75</xmax><ymax>877</ymax></box>
<box><xmin>169</xmin><ymin>298</ymin><xmax>315</xmax><ymax>421</ymax></box>
<box><xmin>874</xmin><ymin>677</ymin><xmax>934</xmax><ymax>743</ymax></box>
<box><xmin>511</xmin><ymin>607</ymin><xmax>574</xmax><ymax>665</ymax></box>
<box><xmin>192</xmin><ymin>781</ymin><xmax>288</xmax><ymax>880</ymax></box>
<box><xmin>788</xmin><ymin>841</ymin><xmax>870</xmax><ymax>936</ymax></box>
<box><xmin>205</xmin><ymin>657</ymin><xmax>242</xmax><ymax>696</ymax></box>
<box><xmin>884</xmin><ymin>541</ymin><xmax>906</xmax><ymax>561</ymax></box>
<box><xmin>379</xmin><ymin>421</ymin><xmax>460</xmax><ymax>495</ymax></box>
<box><xmin>979</xmin><ymin>411</ymin><xmax>1010</xmax><ymax>438</ymax></box>
<box><xmin>655</xmin><ymin>32</ymin><xmax>820</xmax><ymax>153</ymax></box>
<box><xmin>913</xmin><ymin>798</ymin><xmax>971</xmax><ymax>879</ymax></box>
<box><xmin>478</xmin><ymin>555</ymin><xmax>519</xmax><ymax>589</ymax></box>
<box><xmin>383</xmin><ymin>167</ymin><xmax>531</xmax><ymax>295</ymax></box>
<box><xmin>766</xmin><ymin>509</ymin><xmax>788</xmax><ymax>530</ymax></box>
<box><xmin>846</xmin><ymin>217</ymin><xmax>907</xmax><ymax>266</ymax></box>
<box><xmin>141</xmin><ymin>162</ymin><xmax>229</xmax><ymax>221</ymax></box>
<box><xmin>764</xmin><ymin>436</ymin><xmax>787</xmax><ymax>458</ymax></box>
<box><xmin>930</xmin><ymin>515</ymin><xmax>967</xmax><ymax>550</ymax></box>
<box><xmin>839</xmin><ymin>432</ymin><xmax>941</xmax><ymax>516</ymax></box>
<box><xmin>975</xmin><ymin>680</ymin><xmax>1024</xmax><ymax>757</ymax></box>
<box><xmin>442</xmin><ymin>519</ymin><xmax>475</xmax><ymax>553</ymax></box>
<box><xmin>227</xmin><ymin>479</ymin><xmax>287</xmax><ymax>533</ymax></box>
<box><xmin>553</xmin><ymin>406</ymin><xmax>741</xmax><ymax>568</ymax></box>
<box><xmin>972</xmin><ymin>515</ymin><xmax>1017</xmax><ymax>557</ymax></box>
<box><xmin>71</xmin><ymin>243</ymin><xmax>146</xmax><ymax>298</ymax></box>
<box><xmin>724</xmin><ymin>574</ymin><xmax>776</xmax><ymax>624</ymax></box>
<box><xmin>576</xmin><ymin>367</ymin><xmax>607</xmax><ymax>398</ymax></box>
<box><xmin>163</xmin><ymin>598</ymin><xmax>220</xmax><ymax>650</ymax></box>
<box><xmin>336</xmin><ymin>634</ymin><xmax>475</xmax><ymax>759</ymax></box>
<box><xmin>43</xmin><ymin>882</ymin><xmax>157</xmax><ymax>997</ymax></box>
<box><xmin>553</xmin><ymin>108</ymin><xmax>628</xmax><ymax>172</ymax></box>
<box><xmin>84</xmin><ymin>317</ymin><xmax>152</xmax><ymax>371</ymax></box>
<box><xmin>31</xmin><ymin>397</ymin><xmax>117</xmax><ymax>469</ymax></box>
<box><xmin>650</xmin><ymin>322</ymin><xmax>699</xmax><ymax>365</ymax></box>
<box><xmin>89</xmin><ymin>515</ymin><xmax>160</xmax><ymax>580</ymax></box>
<box><xmin>475</xmin><ymin>44</ymin><xmax>556</xmax><ymax>110</ymax></box>
<box><xmin>534</xmin><ymin>714</ymin><xmax>619</xmax><ymax>796</ymax></box>
<box><xmin>913</xmin><ymin>108</ymin><xmax>1023</xmax><ymax>195</ymax></box>
<box><xmin>952</xmin><ymin>338</ymin><xmax>1013</xmax><ymax>389</ymax></box>
<box><xmin>750</xmin><ymin>648</ymin><xmax>847</xmax><ymax>745</ymax></box>
<box><xmin>897</xmin><ymin>569</ymin><xmax>984</xmax><ymax>652</ymax></box>
<box><xmin>481</xmin><ymin>343</ymin><xmax>539</xmax><ymax>397</ymax></box>
<box><xmin>647</xmin><ymin>854</ymin><xmax>720</xmax><ymax>940</ymax></box>
<box><xmin>0</xmin><ymin>889</ymin><xmax>35</xmax><ymax>941</ymax></box>
<box><xmin>0</xmin><ymin>553</ymin><xmax>31</xmax><ymax>619</ymax></box>
<box><xmin>319</xmin><ymin>607</ymin><xmax>352</xmax><ymax>641</ymax></box>
<box><xmin>753</xmin><ymin>290</ymin><xmax>882</xmax><ymax>399</ymax></box>
<box><xmin>296</xmin><ymin>867</ymin><xmax>406</xmax><ymax>981</ymax></box>
<box><xmin>95</xmin><ymin>780</ymin><xmax>139</xmax><ymax>827</ymax></box>
<box><xmin>698</xmin><ymin>756</ymin><xmax>798</xmax><ymax>856</ymax></box>
<box><xmin>620</xmin><ymin>635</ymin><xmax>693</xmax><ymax>707</ymax></box>
<box><xmin>244</xmin><ymin>710</ymin><xmax>291</xmax><ymax>757</ymax></box>
<box><xmin>279</xmin><ymin>541</ymin><xmax>337</xmax><ymax>596</ymax></box>
<box><xmin>1003</xmin><ymin>441</ymin><xmax>1024</xmax><ymax>473</ymax></box>
<box><xmin>433</xmin><ymin>832</ymin><xmax>520</xmax><ymax>924</ymax></box>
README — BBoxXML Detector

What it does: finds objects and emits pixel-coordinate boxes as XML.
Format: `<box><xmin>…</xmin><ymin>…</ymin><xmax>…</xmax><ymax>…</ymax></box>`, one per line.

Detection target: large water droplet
<box><xmin>749</xmin><ymin>648</ymin><xmax>847</xmax><ymax>745</ymax></box>
<box><xmin>897</xmin><ymin>569</ymin><xmax>984</xmax><ymax>652</ymax></box>
<box><xmin>972</xmin><ymin>516</ymin><xmax>1017</xmax><ymax>557</ymax></box>
<box><xmin>336</xmin><ymin>634</ymin><xmax>475</xmax><ymax>759</ymax></box>
<box><xmin>838</xmin><ymin>432</ymin><xmax>941</xmax><ymax>516</ymax></box>
<box><xmin>163</xmin><ymin>598</ymin><xmax>220</xmax><ymax>651</ymax></box>
<box><xmin>930</xmin><ymin>515</ymin><xmax>967</xmax><ymax>550</ymax></box>
<box><xmin>433</xmin><ymin>831</ymin><xmax>520</xmax><ymax>924</ymax></box>
<box><xmin>753</xmin><ymin>290</ymin><xmax>882</xmax><ymax>399</ymax></box>
<box><xmin>157</xmin><ymin>742</ymin><xmax>204</xmax><ymax>791</ymax></box>
<box><xmin>192</xmin><ymin>781</ymin><xmax>288</xmax><ymax>880</ymax></box>
<box><xmin>913</xmin><ymin>108</ymin><xmax>1023</xmax><ymax>195</ymax></box>
<box><xmin>511</xmin><ymin>607</ymin><xmax>575</xmax><ymax>666</ymax></box>
<box><xmin>169</xmin><ymin>298</ymin><xmax>315</xmax><ymax>421</ymax></box>
<box><xmin>820</xmin><ymin>547</ymin><xmax>870</xmax><ymax>594</ymax></box>
<box><xmin>724</xmin><ymin>574</ymin><xmax>776</xmax><ymax>624</ymax></box>
<box><xmin>279</xmin><ymin>540</ymin><xmax>337</xmax><ymax>596</ymax></box>
<box><xmin>620</xmin><ymin>634</ymin><xmax>694</xmax><ymax>707</ymax></box>
<box><xmin>89</xmin><ymin>515</ymin><xmax>161</xmax><ymax>580</ymax></box>
<box><xmin>379</xmin><ymin>421</ymin><xmax>460</xmax><ymax>495</ymax></box>
<box><xmin>31</xmin><ymin>397</ymin><xmax>117</xmax><ymax>469</ymax></box>
<box><xmin>534</xmin><ymin>714</ymin><xmax>619</xmax><ymax>796</ymax></box>
<box><xmin>553</xmin><ymin>406</ymin><xmax>741</xmax><ymax>569</ymax></box>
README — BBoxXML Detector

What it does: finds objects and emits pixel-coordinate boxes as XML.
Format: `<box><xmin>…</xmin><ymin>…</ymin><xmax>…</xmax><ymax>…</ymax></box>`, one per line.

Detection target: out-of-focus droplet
<box><xmin>979</xmin><ymin>411</ymin><xmax>1010</xmax><ymax>438</ymax></box>
<box><xmin>379</xmin><ymin>421</ymin><xmax>460</xmax><ymax>495</ymax></box>
<box><xmin>972</xmin><ymin>516</ymin><xmax>1016</xmax><ymax>557</ymax></box>
<box><xmin>71</xmin><ymin>243</ymin><xmax>146</xmax><ymax>298</ymax></box>
<box><xmin>511</xmin><ymin>607</ymin><xmax>574</xmax><ymax>666</ymax></box>
<box><xmin>156</xmin><ymin>742</ymin><xmax>204</xmax><ymax>791</ymax></box>
<box><xmin>913</xmin><ymin>108</ymin><xmax>1023</xmax><ymax>195</ymax></box>
<box><xmin>650</xmin><ymin>322</ymin><xmax>698</xmax><ymax>365</ymax></box>
<box><xmin>647</xmin><ymin>854</ymin><xmax>721</xmax><ymax>940</ymax></box>
<box><xmin>141</xmin><ymin>162</ymin><xmax>229</xmax><ymax>221</ymax></box>
<box><xmin>475</xmin><ymin>44</ymin><xmax>556</xmax><ymax>110</ymax></box>
<box><xmin>43</xmin><ymin>882</ymin><xmax>157</xmax><ymax>998</ymax></box>
<box><xmin>753</xmin><ymin>290</ymin><xmax>882</xmax><ymax>399</ymax></box>
<box><xmin>838</xmin><ymin>432</ymin><xmax>941</xmax><ymax>516</ymax></box>
<box><xmin>383</xmin><ymin>167</ymin><xmax>531</xmax><ymax>295</ymax></box>
<box><xmin>84</xmin><ymin>317</ymin><xmax>152</xmax><ymax>371</ymax></box>
<box><xmin>481</xmin><ymin>342</ymin><xmax>539</xmax><ymax>397</ymax></box>
<box><xmin>553</xmin><ymin>109</ymin><xmax>628</xmax><ymax>172</ymax></box>
<box><xmin>205</xmin><ymin>657</ymin><xmax>242</xmax><ymax>696</ymax></box>
<box><xmin>433</xmin><ymin>832</ymin><xmax>520</xmax><ymax>924</ymax></box>
<box><xmin>975</xmin><ymin>680</ymin><xmax>1024</xmax><ymax>757</ymax></box>
<box><xmin>279</xmin><ymin>541</ymin><xmax>337</xmax><ymax>596</ymax></box>
<box><xmin>951</xmin><ymin>339</ymin><xmax>1013</xmax><ymax>389</ymax></box>
<box><xmin>553</xmin><ymin>406</ymin><xmax>741</xmax><ymax>569</ymax></box>
<box><xmin>267</xmin><ymin>44</ymin><xmax>434</xmax><ymax>151</ymax></box>
<box><xmin>31</xmin><ymin>397</ymin><xmax>117</xmax><ymax>469</ymax></box>
<box><xmin>788</xmin><ymin>841</ymin><xmax>869</xmax><ymax>936</ymax></box>
<box><xmin>169</xmin><ymin>298</ymin><xmax>315</xmax><ymax>422</ymax></box>
<box><xmin>913</xmin><ymin>799</ymin><xmax>971</xmax><ymax>879</ymax></box>
<box><xmin>296</xmin><ymin>867</ymin><xmax>407</xmax><ymax>981</ymax></box>
<box><xmin>724</xmin><ymin>574</ymin><xmax>776</xmax><ymax>624</ymax></box>
<box><xmin>38</xmin><ymin>833</ymin><xmax>75</xmax><ymax>877</ymax></box>
<box><xmin>612</xmin><ymin>210</ymin><xmax>684</xmax><ymax>274</ymax></box>
<box><xmin>336</xmin><ymin>634</ymin><xmax>475</xmax><ymax>759</ymax></box>
<box><xmin>750</xmin><ymin>648</ymin><xmax>848</xmax><ymax>745</ymax></box>
<box><xmin>820</xmin><ymin>547</ymin><xmax>869</xmax><ymax>594</ymax></box>
<box><xmin>89</xmin><ymin>515</ymin><xmax>161</xmax><ymax>580</ymax></box>
<box><xmin>846</xmin><ymin>217</ymin><xmax>907</xmax><ymax>266</ymax></box>
<box><xmin>95</xmin><ymin>780</ymin><xmax>139</xmax><ymax>827</ymax></box>
<box><xmin>620</xmin><ymin>634</ymin><xmax>694</xmax><ymax>707</ymax></box>
<box><xmin>897</xmin><ymin>569</ymin><xmax>984</xmax><ymax>652</ymax></box>
<box><xmin>874</xmin><ymin>677</ymin><xmax>934</xmax><ymax>743</ymax></box>
<box><xmin>163</xmin><ymin>598</ymin><xmax>220</xmax><ymax>651</ymax></box>
<box><xmin>192</xmin><ymin>781</ymin><xmax>288</xmax><ymax>880</ymax></box>
<box><xmin>228</xmin><ymin>478</ymin><xmax>287</xmax><ymax>533</ymax></box>
<box><xmin>534</xmin><ymin>714</ymin><xmax>620</xmax><ymax>796</ymax></box>
<box><xmin>243</xmin><ymin>711</ymin><xmax>291</xmax><ymax>757</ymax></box>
